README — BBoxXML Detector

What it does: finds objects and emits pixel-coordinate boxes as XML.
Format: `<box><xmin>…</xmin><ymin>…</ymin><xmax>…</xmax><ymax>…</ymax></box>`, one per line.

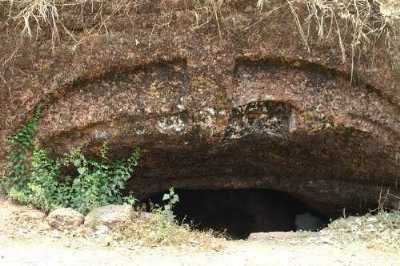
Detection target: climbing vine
<box><xmin>2</xmin><ymin>107</ymin><xmax>42</xmax><ymax>193</ymax></box>
<box><xmin>1</xmin><ymin>108</ymin><xmax>140</xmax><ymax>214</ymax></box>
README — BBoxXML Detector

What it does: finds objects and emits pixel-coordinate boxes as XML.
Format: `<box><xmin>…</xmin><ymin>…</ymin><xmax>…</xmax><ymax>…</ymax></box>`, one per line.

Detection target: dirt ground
<box><xmin>0</xmin><ymin>198</ymin><xmax>399</xmax><ymax>266</ymax></box>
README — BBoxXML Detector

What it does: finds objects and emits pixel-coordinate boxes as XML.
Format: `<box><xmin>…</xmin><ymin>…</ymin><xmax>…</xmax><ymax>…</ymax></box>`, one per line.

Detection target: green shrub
<box><xmin>60</xmin><ymin>146</ymin><xmax>139</xmax><ymax>213</ymax></box>
<box><xmin>1</xmin><ymin>109</ymin><xmax>140</xmax><ymax>214</ymax></box>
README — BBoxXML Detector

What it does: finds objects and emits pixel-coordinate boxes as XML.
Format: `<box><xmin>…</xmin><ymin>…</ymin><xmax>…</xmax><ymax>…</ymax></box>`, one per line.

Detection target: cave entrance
<box><xmin>147</xmin><ymin>188</ymin><xmax>329</xmax><ymax>239</ymax></box>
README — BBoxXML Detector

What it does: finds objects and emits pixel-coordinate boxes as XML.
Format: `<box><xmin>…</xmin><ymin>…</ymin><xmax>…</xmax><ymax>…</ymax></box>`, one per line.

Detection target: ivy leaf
<box><xmin>73</xmin><ymin>159</ymin><xmax>81</xmax><ymax>167</ymax></box>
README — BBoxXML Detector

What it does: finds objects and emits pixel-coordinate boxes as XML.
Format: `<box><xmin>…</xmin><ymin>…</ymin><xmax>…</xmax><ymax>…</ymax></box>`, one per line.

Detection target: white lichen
<box><xmin>94</xmin><ymin>130</ymin><xmax>110</xmax><ymax>140</ymax></box>
<box><xmin>157</xmin><ymin>116</ymin><xmax>186</xmax><ymax>134</ymax></box>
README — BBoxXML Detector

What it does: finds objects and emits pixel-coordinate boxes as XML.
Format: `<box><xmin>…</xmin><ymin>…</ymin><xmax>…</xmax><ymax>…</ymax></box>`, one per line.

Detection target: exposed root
<box><xmin>1</xmin><ymin>0</ymin><xmax>399</xmax><ymax>74</ymax></box>
<box><xmin>0</xmin><ymin>0</ymin><xmax>132</xmax><ymax>47</ymax></box>
<box><xmin>258</xmin><ymin>0</ymin><xmax>398</xmax><ymax>78</ymax></box>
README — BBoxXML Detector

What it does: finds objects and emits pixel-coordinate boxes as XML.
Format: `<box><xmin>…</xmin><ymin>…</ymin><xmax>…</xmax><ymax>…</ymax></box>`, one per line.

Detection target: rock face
<box><xmin>1</xmin><ymin>0</ymin><xmax>400</xmax><ymax>218</ymax></box>
<box><xmin>47</xmin><ymin>208</ymin><xmax>84</xmax><ymax>230</ymax></box>
<box><xmin>84</xmin><ymin>205</ymin><xmax>134</xmax><ymax>228</ymax></box>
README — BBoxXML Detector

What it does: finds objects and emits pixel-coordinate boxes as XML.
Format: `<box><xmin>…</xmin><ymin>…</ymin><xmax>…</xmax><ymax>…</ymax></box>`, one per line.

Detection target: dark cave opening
<box><xmin>146</xmin><ymin>189</ymin><xmax>330</xmax><ymax>239</ymax></box>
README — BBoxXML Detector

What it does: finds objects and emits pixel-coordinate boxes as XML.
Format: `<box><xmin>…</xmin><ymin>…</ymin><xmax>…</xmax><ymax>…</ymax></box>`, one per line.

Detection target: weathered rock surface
<box><xmin>84</xmin><ymin>205</ymin><xmax>134</xmax><ymax>228</ymax></box>
<box><xmin>47</xmin><ymin>208</ymin><xmax>84</xmax><ymax>230</ymax></box>
<box><xmin>1</xmin><ymin>0</ymin><xmax>400</xmax><ymax>218</ymax></box>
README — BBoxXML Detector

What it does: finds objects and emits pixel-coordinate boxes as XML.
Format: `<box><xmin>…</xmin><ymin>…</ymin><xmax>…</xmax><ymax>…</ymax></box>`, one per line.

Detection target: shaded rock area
<box><xmin>1</xmin><ymin>0</ymin><xmax>400</xmax><ymax>222</ymax></box>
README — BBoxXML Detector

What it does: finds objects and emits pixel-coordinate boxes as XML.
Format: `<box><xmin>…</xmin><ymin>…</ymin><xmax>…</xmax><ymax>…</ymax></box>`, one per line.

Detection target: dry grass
<box><xmin>258</xmin><ymin>0</ymin><xmax>399</xmax><ymax>78</ymax></box>
<box><xmin>320</xmin><ymin>210</ymin><xmax>400</xmax><ymax>252</ymax></box>
<box><xmin>3</xmin><ymin>0</ymin><xmax>399</xmax><ymax>68</ymax></box>
<box><xmin>113</xmin><ymin>209</ymin><xmax>226</xmax><ymax>250</ymax></box>
<box><xmin>192</xmin><ymin>0</ymin><xmax>226</xmax><ymax>36</ymax></box>
<box><xmin>0</xmin><ymin>198</ymin><xmax>225</xmax><ymax>250</ymax></box>
<box><xmin>1</xmin><ymin>0</ymin><xmax>73</xmax><ymax>47</ymax></box>
<box><xmin>2</xmin><ymin>0</ymin><xmax>60</xmax><ymax>37</ymax></box>
<box><xmin>3</xmin><ymin>0</ymin><xmax>399</xmax><ymax>43</ymax></box>
<box><xmin>0</xmin><ymin>0</ymin><xmax>132</xmax><ymax>47</ymax></box>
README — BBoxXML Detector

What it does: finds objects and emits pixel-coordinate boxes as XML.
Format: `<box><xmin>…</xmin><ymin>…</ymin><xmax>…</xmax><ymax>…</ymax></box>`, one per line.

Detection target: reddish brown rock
<box><xmin>84</xmin><ymin>205</ymin><xmax>134</xmax><ymax>229</ymax></box>
<box><xmin>0</xmin><ymin>0</ymin><xmax>399</xmax><ymax>218</ymax></box>
<box><xmin>47</xmin><ymin>208</ymin><xmax>84</xmax><ymax>230</ymax></box>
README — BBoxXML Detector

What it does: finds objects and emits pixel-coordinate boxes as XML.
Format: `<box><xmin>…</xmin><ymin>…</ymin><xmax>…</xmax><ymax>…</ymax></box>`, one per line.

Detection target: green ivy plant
<box><xmin>61</xmin><ymin>145</ymin><xmax>139</xmax><ymax>213</ymax></box>
<box><xmin>1</xmin><ymin>108</ymin><xmax>140</xmax><ymax>214</ymax></box>
<box><xmin>2</xmin><ymin>107</ymin><xmax>42</xmax><ymax>194</ymax></box>
<box><xmin>1</xmin><ymin>108</ymin><xmax>41</xmax><ymax>192</ymax></box>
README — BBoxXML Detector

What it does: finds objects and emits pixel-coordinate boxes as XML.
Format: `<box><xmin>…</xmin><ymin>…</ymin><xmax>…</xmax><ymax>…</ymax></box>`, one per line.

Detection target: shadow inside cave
<box><xmin>146</xmin><ymin>189</ymin><xmax>330</xmax><ymax>239</ymax></box>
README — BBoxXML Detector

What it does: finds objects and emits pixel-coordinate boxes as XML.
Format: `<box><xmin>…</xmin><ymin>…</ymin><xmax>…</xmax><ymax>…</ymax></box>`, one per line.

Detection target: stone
<box><xmin>84</xmin><ymin>204</ymin><xmax>134</xmax><ymax>229</ymax></box>
<box><xmin>47</xmin><ymin>208</ymin><xmax>84</xmax><ymax>230</ymax></box>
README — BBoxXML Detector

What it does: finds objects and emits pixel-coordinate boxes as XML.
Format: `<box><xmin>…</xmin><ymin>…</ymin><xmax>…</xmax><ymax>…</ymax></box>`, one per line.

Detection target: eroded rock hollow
<box><xmin>1</xmin><ymin>0</ymin><xmax>400</xmax><ymax>227</ymax></box>
<box><xmin>149</xmin><ymin>188</ymin><xmax>328</xmax><ymax>239</ymax></box>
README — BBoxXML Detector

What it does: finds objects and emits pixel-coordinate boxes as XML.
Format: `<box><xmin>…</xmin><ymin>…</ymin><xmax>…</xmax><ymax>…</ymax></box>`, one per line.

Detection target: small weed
<box><xmin>114</xmin><ymin>188</ymin><xmax>224</xmax><ymax>249</ymax></box>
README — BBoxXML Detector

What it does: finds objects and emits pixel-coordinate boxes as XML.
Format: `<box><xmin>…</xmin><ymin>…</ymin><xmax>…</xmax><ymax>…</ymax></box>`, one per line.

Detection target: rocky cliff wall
<box><xmin>1</xmin><ymin>0</ymin><xmax>400</xmax><ymax>216</ymax></box>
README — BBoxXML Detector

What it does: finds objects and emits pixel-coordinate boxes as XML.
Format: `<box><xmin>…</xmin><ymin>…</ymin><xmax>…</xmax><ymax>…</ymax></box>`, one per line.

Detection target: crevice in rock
<box><xmin>347</xmin><ymin>113</ymin><xmax>400</xmax><ymax>143</ymax></box>
<box><xmin>234</xmin><ymin>56</ymin><xmax>400</xmax><ymax>115</ymax></box>
<box><xmin>30</xmin><ymin>58</ymin><xmax>188</xmax><ymax>124</ymax></box>
<box><xmin>54</xmin><ymin>58</ymin><xmax>188</xmax><ymax>103</ymax></box>
<box><xmin>42</xmin><ymin>110</ymin><xmax>192</xmax><ymax>155</ymax></box>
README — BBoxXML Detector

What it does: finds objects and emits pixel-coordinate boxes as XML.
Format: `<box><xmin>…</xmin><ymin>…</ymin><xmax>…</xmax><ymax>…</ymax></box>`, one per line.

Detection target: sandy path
<box><xmin>0</xmin><ymin>198</ymin><xmax>399</xmax><ymax>266</ymax></box>
<box><xmin>1</xmin><ymin>236</ymin><xmax>399</xmax><ymax>266</ymax></box>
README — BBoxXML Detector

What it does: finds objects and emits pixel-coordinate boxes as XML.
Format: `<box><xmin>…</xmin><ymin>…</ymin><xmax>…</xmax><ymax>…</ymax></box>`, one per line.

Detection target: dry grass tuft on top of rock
<box><xmin>3</xmin><ymin>0</ymin><xmax>399</xmax><ymax>43</ymax></box>
<box><xmin>112</xmin><ymin>207</ymin><xmax>226</xmax><ymax>250</ymax></box>
<box><xmin>320</xmin><ymin>210</ymin><xmax>400</xmax><ymax>252</ymax></box>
